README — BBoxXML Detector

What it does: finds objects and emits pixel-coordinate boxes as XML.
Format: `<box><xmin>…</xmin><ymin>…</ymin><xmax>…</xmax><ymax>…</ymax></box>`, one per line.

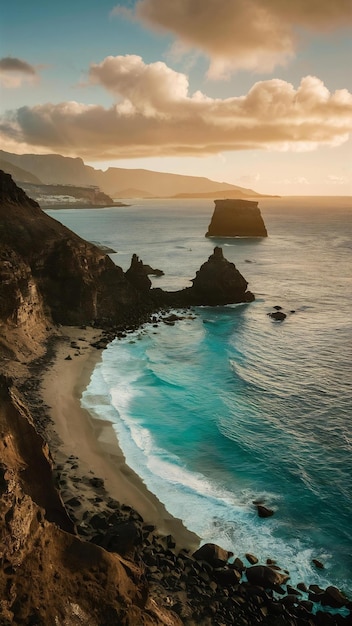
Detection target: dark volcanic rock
<box><xmin>148</xmin><ymin>246</ymin><xmax>254</xmax><ymax>308</ymax></box>
<box><xmin>268</xmin><ymin>310</ymin><xmax>287</xmax><ymax>321</ymax></box>
<box><xmin>0</xmin><ymin>170</ymin><xmax>141</xmax><ymax>327</ymax></box>
<box><xmin>125</xmin><ymin>253</ymin><xmax>152</xmax><ymax>292</ymax></box>
<box><xmin>246</xmin><ymin>565</ymin><xmax>289</xmax><ymax>589</ymax></box>
<box><xmin>206</xmin><ymin>199</ymin><xmax>268</xmax><ymax>237</ymax></box>
<box><xmin>142</xmin><ymin>264</ymin><xmax>164</xmax><ymax>277</ymax></box>
<box><xmin>256</xmin><ymin>504</ymin><xmax>274</xmax><ymax>518</ymax></box>
<box><xmin>186</xmin><ymin>246</ymin><xmax>254</xmax><ymax>305</ymax></box>
<box><xmin>193</xmin><ymin>543</ymin><xmax>231</xmax><ymax>568</ymax></box>
<box><xmin>2</xmin><ymin>171</ymin><xmax>351</xmax><ymax>626</ymax></box>
<box><xmin>321</xmin><ymin>586</ymin><xmax>349</xmax><ymax>608</ymax></box>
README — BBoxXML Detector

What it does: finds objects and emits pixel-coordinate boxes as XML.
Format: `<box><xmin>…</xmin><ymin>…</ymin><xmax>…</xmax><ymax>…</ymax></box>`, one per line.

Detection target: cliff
<box><xmin>0</xmin><ymin>375</ymin><xmax>176</xmax><ymax>625</ymax></box>
<box><xmin>206</xmin><ymin>198</ymin><xmax>268</xmax><ymax>237</ymax></box>
<box><xmin>0</xmin><ymin>172</ymin><xmax>179</xmax><ymax>624</ymax></box>
<box><xmin>0</xmin><ymin>171</ymin><xmax>144</xmax><ymax>337</ymax></box>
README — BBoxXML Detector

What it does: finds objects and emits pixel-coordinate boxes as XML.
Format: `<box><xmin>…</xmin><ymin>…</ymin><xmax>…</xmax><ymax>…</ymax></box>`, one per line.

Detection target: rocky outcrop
<box><xmin>147</xmin><ymin>247</ymin><xmax>254</xmax><ymax>308</ymax></box>
<box><xmin>155</xmin><ymin>246</ymin><xmax>254</xmax><ymax>307</ymax></box>
<box><xmin>0</xmin><ymin>172</ymin><xmax>254</xmax><ymax>364</ymax></box>
<box><xmin>0</xmin><ymin>170</ymin><xmax>142</xmax><ymax>334</ymax></box>
<box><xmin>206</xmin><ymin>198</ymin><xmax>268</xmax><ymax>237</ymax></box>
<box><xmin>187</xmin><ymin>246</ymin><xmax>254</xmax><ymax>305</ymax></box>
<box><xmin>125</xmin><ymin>254</ymin><xmax>165</xmax><ymax>292</ymax></box>
<box><xmin>125</xmin><ymin>253</ymin><xmax>153</xmax><ymax>292</ymax></box>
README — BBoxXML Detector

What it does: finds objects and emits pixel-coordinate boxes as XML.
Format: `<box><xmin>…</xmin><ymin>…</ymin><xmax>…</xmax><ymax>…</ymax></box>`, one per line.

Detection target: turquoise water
<box><xmin>47</xmin><ymin>197</ymin><xmax>352</xmax><ymax>593</ymax></box>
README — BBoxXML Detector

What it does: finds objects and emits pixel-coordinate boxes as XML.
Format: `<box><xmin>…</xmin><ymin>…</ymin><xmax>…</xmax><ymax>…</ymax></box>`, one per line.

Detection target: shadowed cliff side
<box><xmin>0</xmin><ymin>377</ymin><xmax>179</xmax><ymax>626</ymax></box>
<box><xmin>0</xmin><ymin>170</ymin><xmax>142</xmax><ymax>327</ymax></box>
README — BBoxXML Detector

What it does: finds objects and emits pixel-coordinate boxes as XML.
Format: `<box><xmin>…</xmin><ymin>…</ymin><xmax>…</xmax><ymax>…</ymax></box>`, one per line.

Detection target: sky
<box><xmin>0</xmin><ymin>0</ymin><xmax>352</xmax><ymax>195</ymax></box>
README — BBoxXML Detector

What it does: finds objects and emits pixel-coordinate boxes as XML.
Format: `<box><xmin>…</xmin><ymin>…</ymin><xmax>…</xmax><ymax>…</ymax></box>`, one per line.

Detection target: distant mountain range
<box><xmin>0</xmin><ymin>150</ymin><xmax>275</xmax><ymax>200</ymax></box>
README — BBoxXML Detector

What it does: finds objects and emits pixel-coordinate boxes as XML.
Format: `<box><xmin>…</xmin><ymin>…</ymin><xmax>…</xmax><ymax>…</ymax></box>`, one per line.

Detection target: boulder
<box><xmin>312</xmin><ymin>558</ymin><xmax>324</xmax><ymax>570</ymax></box>
<box><xmin>256</xmin><ymin>504</ymin><xmax>274</xmax><ymax>518</ymax></box>
<box><xmin>193</xmin><ymin>543</ymin><xmax>231</xmax><ymax>568</ymax></box>
<box><xmin>206</xmin><ymin>199</ymin><xmax>267</xmax><ymax>238</ymax></box>
<box><xmin>245</xmin><ymin>553</ymin><xmax>258</xmax><ymax>565</ymax></box>
<box><xmin>246</xmin><ymin>565</ymin><xmax>289</xmax><ymax>589</ymax></box>
<box><xmin>268</xmin><ymin>310</ymin><xmax>287</xmax><ymax>321</ymax></box>
<box><xmin>321</xmin><ymin>586</ymin><xmax>349</xmax><ymax>608</ymax></box>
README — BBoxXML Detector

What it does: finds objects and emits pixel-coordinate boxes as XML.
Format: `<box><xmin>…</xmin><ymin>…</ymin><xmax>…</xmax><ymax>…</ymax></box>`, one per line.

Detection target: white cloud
<box><xmin>112</xmin><ymin>0</ymin><xmax>352</xmax><ymax>76</ymax></box>
<box><xmin>89</xmin><ymin>55</ymin><xmax>189</xmax><ymax>116</ymax></box>
<box><xmin>1</xmin><ymin>56</ymin><xmax>352</xmax><ymax>159</ymax></box>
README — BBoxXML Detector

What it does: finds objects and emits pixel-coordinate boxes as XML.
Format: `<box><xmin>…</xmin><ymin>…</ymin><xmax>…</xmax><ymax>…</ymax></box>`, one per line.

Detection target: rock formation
<box><xmin>125</xmin><ymin>253</ymin><xmax>153</xmax><ymax>292</ymax></box>
<box><xmin>161</xmin><ymin>246</ymin><xmax>254</xmax><ymax>306</ymax></box>
<box><xmin>125</xmin><ymin>247</ymin><xmax>254</xmax><ymax>307</ymax></box>
<box><xmin>0</xmin><ymin>170</ymin><xmax>142</xmax><ymax>336</ymax></box>
<box><xmin>206</xmin><ymin>198</ymin><xmax>268</xmax><ymax>237</ymax></box>
<box><xmin>188</xmin><ymin>246</ymin><xmax>254</xmax><ymax>304</ymax></box>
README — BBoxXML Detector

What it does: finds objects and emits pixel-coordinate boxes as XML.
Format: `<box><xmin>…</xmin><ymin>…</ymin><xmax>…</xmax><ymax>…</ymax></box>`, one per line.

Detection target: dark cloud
<box><xmin>0</xmin><ymin>57</ymin><xmax>36</xmax><ymax>75</ymax></box>
<box><xmin>0</xmin><ymin>57</ymin><xmax>38</xmax><ymax>88</ymax></box>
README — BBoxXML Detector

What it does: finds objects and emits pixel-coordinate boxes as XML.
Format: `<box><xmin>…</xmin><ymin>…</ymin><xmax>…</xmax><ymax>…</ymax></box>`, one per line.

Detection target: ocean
<box><xmin>46</xmin><ymin>196</ymin><xmax>352</xmax><ymax>595</ymax></box>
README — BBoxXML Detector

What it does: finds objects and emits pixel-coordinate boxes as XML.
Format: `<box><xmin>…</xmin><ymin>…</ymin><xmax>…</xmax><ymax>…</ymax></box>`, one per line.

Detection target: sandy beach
<box><xmin>41</xmin><ymin>325</ymin><xmax>199</xmax><ymax>550</ymax></box>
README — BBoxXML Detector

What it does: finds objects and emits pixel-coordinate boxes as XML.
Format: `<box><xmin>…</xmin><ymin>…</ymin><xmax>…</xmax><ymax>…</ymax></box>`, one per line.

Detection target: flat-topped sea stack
<box><xmin>206</xmin><ymin>199</ymin><xmax>268</xmax><ymax>237</ymax></box>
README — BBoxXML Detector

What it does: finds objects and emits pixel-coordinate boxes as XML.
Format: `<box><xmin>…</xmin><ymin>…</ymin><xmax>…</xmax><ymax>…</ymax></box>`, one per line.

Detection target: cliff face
<box><xmin>0</xmin><ymin>170</ymin><xmax>141</xmax><ymax>338</ymax></box>
<box><xmin>206</xmin><ymin>198</ymin><xmax>268</xmax><ymax>237</ymax></box>
<box><xmin>0</xmin><ymin>172</ymin><xmax>181</xmax><ymax>624</ymax></box>
<box><xmin>0</xmin><ymin>376</ymin><xmax>171</xmax><ymax>626</ymax></box>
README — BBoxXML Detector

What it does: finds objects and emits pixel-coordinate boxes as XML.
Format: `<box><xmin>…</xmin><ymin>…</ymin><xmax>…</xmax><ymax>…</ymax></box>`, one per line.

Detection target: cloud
<box><xmin>1</xmin><ymin>55</ymin><xmax>352</xmax><ymax>159</ymax></box>
<box><xmin>112</xmin><ymin>0</ymin><xmax>352</xmax><ymax>76</ymax></box>
<box><xmin>89</xmin><ymin>55</ymin><xmax>189</xmax><ymax>116</ymax></box>
<box><xmin>0</xmin><ymin>56</ymin><xmax>39</xmax><ymax>88</ymax></box>
<box><xmin>328</xmin><ymin>174</ymin><xmax>348</xmax><ymax>184</ymax></box>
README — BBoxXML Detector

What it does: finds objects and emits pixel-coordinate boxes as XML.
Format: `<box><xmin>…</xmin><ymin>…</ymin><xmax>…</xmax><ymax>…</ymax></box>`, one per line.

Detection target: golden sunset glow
<box><xmin>1</xmin><ymin>0</ymin><xmax>351</xmax><ymax>195</ymax></box>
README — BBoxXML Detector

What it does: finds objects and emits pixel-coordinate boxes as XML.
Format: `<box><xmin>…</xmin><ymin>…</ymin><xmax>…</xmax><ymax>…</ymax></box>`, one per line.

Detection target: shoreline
<box><xmin>40</xmin><ymin>325</ymin><xmax>199</xmax><ymax>551</ymax></box>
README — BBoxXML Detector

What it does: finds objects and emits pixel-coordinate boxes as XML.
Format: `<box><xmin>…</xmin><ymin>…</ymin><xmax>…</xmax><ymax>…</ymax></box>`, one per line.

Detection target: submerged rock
<box><xmin>256</xmin><ymin>504</ymin><xmax>274</xmax><ymax>518</ymax></box>
<box><xmin>268</xmin><ymin>310</ymin><xmax>287</xmax><ymax>321</ymax></box>
<box><xmin>206</xmin><ymin>199</ymin><xmax>268</xmax><ymax>237</ymax></box>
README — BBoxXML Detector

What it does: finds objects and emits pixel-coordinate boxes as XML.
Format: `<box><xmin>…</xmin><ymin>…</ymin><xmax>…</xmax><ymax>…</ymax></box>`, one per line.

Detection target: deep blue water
<box><xmin>47</xmin><ymin>197</ymin><xmax>352</xmax><ymax>594</ymax></box>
